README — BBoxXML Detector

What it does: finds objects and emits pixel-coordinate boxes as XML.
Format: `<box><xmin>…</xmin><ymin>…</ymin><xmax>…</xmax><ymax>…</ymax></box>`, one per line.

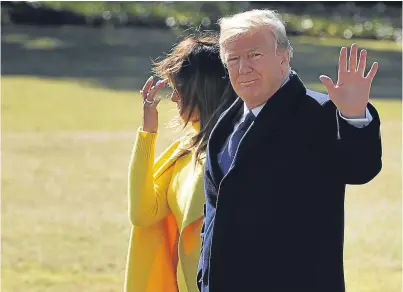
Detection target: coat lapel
<box><xmin>179</xmin><ymin>154</ymin><xmax>205</xmax><ymax>233</ymax></box>
<box><xmin>230</xmin><ymin>73</ymin><xmax>307</xmax><ymax>174</ymax></box>
<box><xmin>153</xmin><ymin>140</ymin><xmax>182</xmax><ymax>180</ymax></box>
<box><xmin>154</xmin><ymin>135</ymin><xmax>205</xmax><ymax>233</ymax></box>
<box><xmin>206</xmin><ymin>97</ymin><xmax>244</xmax><ymax>187</ymax></box>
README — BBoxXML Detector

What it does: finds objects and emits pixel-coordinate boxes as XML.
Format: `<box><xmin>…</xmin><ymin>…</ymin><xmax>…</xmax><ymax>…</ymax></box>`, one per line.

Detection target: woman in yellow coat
<box><xmin>124</xmin><ymin>34</ymin><xmax>237</xmax><ymax>292</ymax></box>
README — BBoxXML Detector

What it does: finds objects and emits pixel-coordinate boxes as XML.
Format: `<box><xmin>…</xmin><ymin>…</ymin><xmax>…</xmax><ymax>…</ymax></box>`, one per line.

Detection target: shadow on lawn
<box><xmin>2</xmin><ymin>25</ymin><xmax>402</xmax><ymax>98</ymax></box>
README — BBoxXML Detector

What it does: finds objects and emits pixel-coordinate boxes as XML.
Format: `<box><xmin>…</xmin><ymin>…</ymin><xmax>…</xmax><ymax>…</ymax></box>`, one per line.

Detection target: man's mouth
<box><xmin>240</xmin><ymin>80</ymin><xmax>258</xmax><ymax>86</ymax></box>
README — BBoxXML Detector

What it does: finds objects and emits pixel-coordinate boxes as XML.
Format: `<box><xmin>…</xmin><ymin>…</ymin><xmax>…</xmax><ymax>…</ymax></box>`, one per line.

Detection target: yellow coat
<box><xmin>124</xmin><ymin>124</ymin><xmax>205</xmax><ymax>292</ymax></box>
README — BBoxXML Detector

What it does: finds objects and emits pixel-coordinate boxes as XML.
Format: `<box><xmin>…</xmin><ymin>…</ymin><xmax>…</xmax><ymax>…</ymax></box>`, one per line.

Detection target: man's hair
<box><xmin>218</xmin><ymin>9</ymin><xmax>293</xmax><ymax>65</ymax></box>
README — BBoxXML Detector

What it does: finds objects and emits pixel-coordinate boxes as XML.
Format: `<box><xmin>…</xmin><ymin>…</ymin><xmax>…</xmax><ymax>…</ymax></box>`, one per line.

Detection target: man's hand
<box><xmin>319</xmin><ymin>43</ymin><xmax>378</xmax><ymax>118</ymax></box>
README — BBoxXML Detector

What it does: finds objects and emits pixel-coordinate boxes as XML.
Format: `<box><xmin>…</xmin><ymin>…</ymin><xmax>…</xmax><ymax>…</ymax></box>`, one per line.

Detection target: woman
<box><xmin>124</xmin><ymin>34</ymin><xmax>237</xmax><ymax>292</ymax></box>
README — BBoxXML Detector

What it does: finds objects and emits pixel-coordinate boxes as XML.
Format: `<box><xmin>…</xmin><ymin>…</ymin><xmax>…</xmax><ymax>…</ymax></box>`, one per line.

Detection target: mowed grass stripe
<box><xmin>2</xmin><ymin>77</ymin><xmax>401</xmax><ymax>292</ymax></box>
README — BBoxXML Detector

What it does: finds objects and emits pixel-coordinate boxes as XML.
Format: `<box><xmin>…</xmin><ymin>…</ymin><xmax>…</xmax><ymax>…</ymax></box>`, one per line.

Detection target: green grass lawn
<box><xmin>2</xmin><ymin>77</ymin><xmax>401</xmax><ymax>292</ymax></box>
<box><xmin>290</xmin><ymin>36</ymin><xmax>402</xmax><ymax>52</ymax></box>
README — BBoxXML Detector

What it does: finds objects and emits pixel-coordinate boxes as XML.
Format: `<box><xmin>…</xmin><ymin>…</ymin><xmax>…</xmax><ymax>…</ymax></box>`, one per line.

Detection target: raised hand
<box><xmin>319</xmin><ymin>43</ymin><xmax>378</xmax><ymax>118</ymax></box>
<box><xmin>140</xmin><ymin>76</ymin><xmax>168</xmax><ymax>133</ymax></box>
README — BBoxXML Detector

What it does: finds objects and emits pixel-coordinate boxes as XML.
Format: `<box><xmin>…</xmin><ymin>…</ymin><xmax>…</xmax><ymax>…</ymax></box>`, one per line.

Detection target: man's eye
<box><xmin>250</xmin><ymin>53</ymin><xmax>262</xmax><ymax>58</ymax></box>
<box><xmin>228</xmin><ymin>57</ymin><xmax>239</xmax><ymax>62</ymax></box>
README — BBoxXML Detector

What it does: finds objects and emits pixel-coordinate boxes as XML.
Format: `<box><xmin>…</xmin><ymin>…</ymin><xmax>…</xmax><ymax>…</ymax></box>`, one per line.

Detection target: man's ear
<box><xmin>280</xmin><ymin>50</ymin><xmax>290</xmax><ymax>74</ymax></box>
<box><xmin>277</xmin><ymin>49</ymin><xmax>290</xmax><ymax>75</ymax></box>
<box><xmin>281</xmin><ymin>49</ymin><xmax>290</xmax><ymax>65</ymax></box>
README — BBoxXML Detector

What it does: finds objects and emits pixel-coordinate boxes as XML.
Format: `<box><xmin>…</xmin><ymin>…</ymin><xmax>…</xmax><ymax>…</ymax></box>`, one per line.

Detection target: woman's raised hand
<box><xmin>140</xmin><ymin>76</ymin><xmax>168</xmax><ymax>133</ymax></box>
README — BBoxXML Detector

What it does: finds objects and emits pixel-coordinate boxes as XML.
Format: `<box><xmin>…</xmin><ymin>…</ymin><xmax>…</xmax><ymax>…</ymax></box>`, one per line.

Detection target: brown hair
<box><xmin>153</xmin><ymin>33</ymin><xmax>237</xmax><ymax>162</ymax></box>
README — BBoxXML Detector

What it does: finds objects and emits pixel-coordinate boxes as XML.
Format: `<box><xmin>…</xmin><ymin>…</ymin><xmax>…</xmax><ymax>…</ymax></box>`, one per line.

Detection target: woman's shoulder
<box><xmin>155</xmin><ymin>137</ymin><xmax>182</xmax><ymax>160</ymax></box>
<box><xmin>153</xmin><ymin>135</ymin><xmax>189</xmax><ymax>168</ymax></box>
<box><xmin>154</xmin><ymin>134</ymin><xmax>205</xmax><ymax>171</ymax></box>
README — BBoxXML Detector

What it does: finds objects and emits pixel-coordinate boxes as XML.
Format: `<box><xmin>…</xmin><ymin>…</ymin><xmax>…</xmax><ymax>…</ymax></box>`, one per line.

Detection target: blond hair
<box><xmin>218</xmin><ymin>9</ymin><xmax>293</xmax><ymax>65</ymax></box>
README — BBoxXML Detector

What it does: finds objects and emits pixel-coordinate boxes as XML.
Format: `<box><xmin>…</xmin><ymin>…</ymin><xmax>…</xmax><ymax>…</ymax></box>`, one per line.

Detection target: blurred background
<box><xmin>1</xmin><ymin>1</ymin><xmax>402</xmax><ymax>292</ymax></box>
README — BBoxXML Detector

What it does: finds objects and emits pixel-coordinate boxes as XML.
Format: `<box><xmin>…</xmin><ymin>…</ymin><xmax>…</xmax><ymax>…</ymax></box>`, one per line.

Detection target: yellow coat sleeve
<box><xmin>128</xmin><ymin>128</ymin><xmax>177</xmax><ymax>227</ymax></box>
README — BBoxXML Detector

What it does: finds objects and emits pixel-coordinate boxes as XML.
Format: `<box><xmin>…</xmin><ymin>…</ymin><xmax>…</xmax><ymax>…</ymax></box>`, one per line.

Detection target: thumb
<box><xmin>319</xmin><ymin>75</ymin><xmax>336</xmax><ymax>93</ymax></box>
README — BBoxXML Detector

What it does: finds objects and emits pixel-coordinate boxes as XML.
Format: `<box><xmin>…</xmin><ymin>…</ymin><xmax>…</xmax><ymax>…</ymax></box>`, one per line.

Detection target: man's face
<box><xmin>223</xmin><ymin>28</ymin><xmax>288</xmax><ymax>107</ymax></box>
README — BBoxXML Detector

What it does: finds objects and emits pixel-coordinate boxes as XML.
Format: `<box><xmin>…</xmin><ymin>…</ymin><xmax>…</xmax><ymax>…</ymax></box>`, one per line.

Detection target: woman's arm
<box><xmin>128</xmin><ymin>76</ymin><xmax>174</xmax><ymax>227</ymax></box>
<box><xmin>128</xmin><ymin>129</ymin><xmax>176</xmax><ymax>227</ymax></box>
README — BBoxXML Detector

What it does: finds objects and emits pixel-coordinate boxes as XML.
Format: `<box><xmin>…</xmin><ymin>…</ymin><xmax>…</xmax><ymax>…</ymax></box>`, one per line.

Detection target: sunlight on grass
<box><xmin>3</xmin><ymin>266</ymin><xmax>122</xmax><ymax>292</ymax></box>
<box><xmin>3</xmin><ymin>77</ymin><xmax>401</xmax><ymax>132</ymax></box>
<box><xmin>2</xmin><ymin>33</ymin><xmax>30</xmax><ymax>44</ymax></box>
<box><xmin>23</xmin><ymin>38</ymin><xmax>66</xmax><ymax>50</ymax></box>
<box><xmin>2</xmin><ymin>34</ymin><xmax>67</xmax><ymax>50</ymax></box>
<box><xmin>2</xmin><ymin>77</ymin><xmax>177</xmax><ymax>132</ymax></box>
<box><xmin>2</xmin><ymin>77</ymin><xmax>401</xmax><ymax>292</ymax></box>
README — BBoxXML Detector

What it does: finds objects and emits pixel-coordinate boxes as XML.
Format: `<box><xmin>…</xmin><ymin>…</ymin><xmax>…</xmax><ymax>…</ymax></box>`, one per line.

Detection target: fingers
<box><xmin>319</xmin><ymin>75</ymin><xmax>336</xmax><ymax>93</ymax></box>
<box><xmin>365</xmin><ymin>62</ymin><xmax>379</xmax><ymax>82</ymax></box>
<box><xmin>354</xmin><ymin>46</ymin><xmax>378</xmax><ymax>82</ymax></box>
<box><xmin>341</xmin><ymin>44</ymin><xmax>378</xmax><ymax>81</ymax></box>
<box><xmin>349</xmin><ymin>43</ymin><xmax>358</xmax><ymax>72</ymax></box>
<box><xmin>357</xmin><ymin>49</ymin><xmax>367</xmax><ymax>76</ymax></box>
<box><xmin>338</xmin><ymin>47</ymin><xmax>348</xmax><ymax>77</ymax></box>
<box><xmin>146</xmin><ymin>79</ymin><xmax>168</xmax><ymax>102</ymax></box>
<box><xmin>140</xmin><ymin>77</ymin><xmax>168</xmax><ymax>103</ymax></box>
<box><xmin>140</xmin><ymin>76</ymin><xmax>154</xmax><ymax>100</ymax></box>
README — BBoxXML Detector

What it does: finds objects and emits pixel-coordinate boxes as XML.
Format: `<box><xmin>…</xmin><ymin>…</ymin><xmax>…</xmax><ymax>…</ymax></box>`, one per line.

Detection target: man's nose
<box><xmin>239</xmin><ymin>58</ymin><xmax>253</xmax><ymax>75</ymax></box>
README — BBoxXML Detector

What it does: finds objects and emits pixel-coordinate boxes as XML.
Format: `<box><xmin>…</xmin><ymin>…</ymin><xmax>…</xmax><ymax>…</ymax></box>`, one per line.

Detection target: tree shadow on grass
<box><xmin>2</xmin><ymin>25</ymin><xmax>402</xmax><ymax>98</ymax></box>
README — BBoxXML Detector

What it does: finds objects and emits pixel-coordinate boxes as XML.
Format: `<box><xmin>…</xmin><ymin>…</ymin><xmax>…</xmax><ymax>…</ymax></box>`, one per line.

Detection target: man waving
<box><xmin>198</xmin><ymin>9</ymin><xmax>382</xmax><ymax>292</ymax></box>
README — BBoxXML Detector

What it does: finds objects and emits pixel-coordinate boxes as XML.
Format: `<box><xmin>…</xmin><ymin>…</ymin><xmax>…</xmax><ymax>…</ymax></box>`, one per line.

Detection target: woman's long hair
<box><xmin>153</xmin><ymin>33</ymin><xmax>237</xmax><ymax>162</ymax></box>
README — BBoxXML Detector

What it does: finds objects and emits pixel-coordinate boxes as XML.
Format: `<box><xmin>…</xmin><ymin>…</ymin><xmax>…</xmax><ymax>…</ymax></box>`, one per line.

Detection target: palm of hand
<box><xmin>320</xmin><ymin>43</ymin><xmax>378</xmax><ymax>118</ymax></box>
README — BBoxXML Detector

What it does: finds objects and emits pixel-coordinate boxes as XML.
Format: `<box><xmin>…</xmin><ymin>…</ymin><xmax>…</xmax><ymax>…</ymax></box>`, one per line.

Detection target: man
<box><xmin>197</xmin><ymin>9</ymin><xmax>382</xmax><ymax>292</ymax></box>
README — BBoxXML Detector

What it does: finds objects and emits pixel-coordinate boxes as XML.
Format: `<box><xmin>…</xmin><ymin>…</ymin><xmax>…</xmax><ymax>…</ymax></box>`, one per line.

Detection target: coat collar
<box><xmin>206</xmin><ymin>97</ymin><xmax>244</xmax><ymax>188</ymax></box>
<box><xmin>153</xmin><ymin>135</ymin><xmax>205</xmax><ymax>234</ymax></box>
<box><xmin>153</xmin><ymin>121</ymin><xmax>200</xmax><ymax>180</ymax></box>
<box><xmin>206</xmin><ymin>72</ymin><xmax>307</xmax><ymax>187</ymax></box>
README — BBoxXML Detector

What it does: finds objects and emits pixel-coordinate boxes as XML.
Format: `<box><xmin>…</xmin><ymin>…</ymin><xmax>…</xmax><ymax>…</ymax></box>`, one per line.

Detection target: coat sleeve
<box><xmin>330</xmin><ymin>102</ymin><xmax>382</xmax><ymax>185</ymax></box>
<box><xmin>128</xmin><ymin>129</ymin><xmax>174</xmax><ymax>227</ymax></box>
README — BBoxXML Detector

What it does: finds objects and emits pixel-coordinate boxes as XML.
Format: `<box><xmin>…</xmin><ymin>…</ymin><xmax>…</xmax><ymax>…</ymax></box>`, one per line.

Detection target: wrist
<box><xmin>339</xmin><ymin>109</ymin><xmax>366</xmax><ymax>119</ymax></box>
<box><xmin>141</xmin><ymin>126</ymin><xmax>158</xmax><ymax>133</ymax></box>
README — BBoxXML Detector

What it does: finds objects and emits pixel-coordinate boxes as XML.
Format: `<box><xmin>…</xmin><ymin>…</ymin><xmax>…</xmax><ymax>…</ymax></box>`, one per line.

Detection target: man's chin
<box><xmin>237</xmin><ymin>87</ymin><xmax>259</xmax><ymax>99</ymax></box>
